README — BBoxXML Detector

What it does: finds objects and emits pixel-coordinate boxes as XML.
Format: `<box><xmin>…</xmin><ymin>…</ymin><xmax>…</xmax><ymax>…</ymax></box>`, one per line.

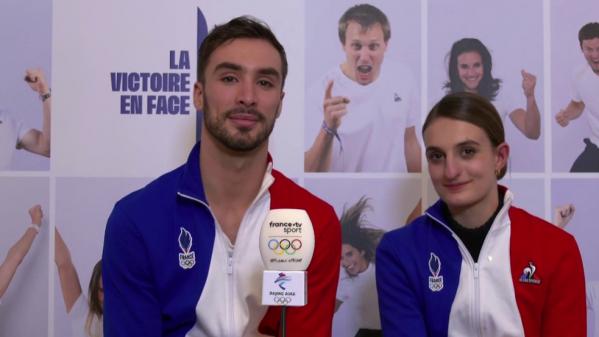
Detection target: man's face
<box><xmin>341</xmin><ymin>21</ymin><xmax>388</xmax><ymax>85</ymax></box>
<box><xmin>582</xmin><ymin>37</ymin><xmax>599</xmax><ymax>74</ymax></box>
<box><xmin>457</xmin><ymin>51</ymin><xmax>484</xmax><ymax>92</ymax></box>
<box><xmin>194</xmin><ymin>38</ymin><xmax>285</xmax><ymax>152</ymax></box>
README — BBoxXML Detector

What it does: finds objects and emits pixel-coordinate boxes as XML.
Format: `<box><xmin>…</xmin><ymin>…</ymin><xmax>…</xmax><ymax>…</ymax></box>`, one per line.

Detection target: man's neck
<box><xmin>199</xmin><ymin>135</ymin><xmax>269</xmax><ymax>244</ymax></box>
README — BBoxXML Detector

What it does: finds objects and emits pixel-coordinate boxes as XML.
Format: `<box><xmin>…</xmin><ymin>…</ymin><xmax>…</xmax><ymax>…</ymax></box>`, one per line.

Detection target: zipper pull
<box><xmin>227</xmin><ymin>252</ymin><xmax>233</xmax><ymax>275</ymax></box>
<box><xmin>473</xmin><ymin>263</ymin><xmax>479</xmax><ymax>279</ymax></box>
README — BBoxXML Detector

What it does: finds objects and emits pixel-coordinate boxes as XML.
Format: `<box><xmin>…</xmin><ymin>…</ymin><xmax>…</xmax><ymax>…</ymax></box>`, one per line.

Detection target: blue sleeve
<box><xmin>102</xmin><ymin>202</ymin><xmax>162</xmax><ymax>337</ymax></box>
<box><xmin>376</xmin><ymin>233</ymin><xmax>428</xmax><ymax>337</ymax></box>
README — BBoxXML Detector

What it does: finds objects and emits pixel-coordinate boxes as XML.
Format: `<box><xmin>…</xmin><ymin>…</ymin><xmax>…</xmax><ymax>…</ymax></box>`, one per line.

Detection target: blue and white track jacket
<box><xmin>376</xmin><ymin>188</ymin><xmax>586</xmax><ymax>337</ymax></box>
<box><xmin>102</xmin><ymin>143</ymin><xmax>341</xmax><ymax>337</ymax></box>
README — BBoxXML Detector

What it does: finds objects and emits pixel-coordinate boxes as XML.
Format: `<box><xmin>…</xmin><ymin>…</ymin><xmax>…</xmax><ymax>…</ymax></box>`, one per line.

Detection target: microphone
<box><xmin>260</xmin><ymin>209</ymin><xmax>315</xmax><ymax>307</ymax></box>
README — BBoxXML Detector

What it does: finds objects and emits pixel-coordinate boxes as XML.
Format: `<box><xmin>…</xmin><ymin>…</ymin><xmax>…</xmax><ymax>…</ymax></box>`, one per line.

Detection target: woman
<box><xmin>334</xmin><ymin>197</ymin><xmax>384</xmax><ymax>336</ymax></box>
<box><xmin>444</xmin><ymin>38</ymin><xmax>541</xmax><ymax>140</ymax></box>
<box><xmin>55</xmin><ymin>229</ymin><xmax>103</xmax><ymax>337</ymax></box>
<box><xmin>376</xmin><ymin>92</ymin><xmax>586</xmax><ymax>336</ymax></box>
<box><xmin>0</xmin><ymin>205</ymin><xmax>43</xmax><ymax>299</ymax></box>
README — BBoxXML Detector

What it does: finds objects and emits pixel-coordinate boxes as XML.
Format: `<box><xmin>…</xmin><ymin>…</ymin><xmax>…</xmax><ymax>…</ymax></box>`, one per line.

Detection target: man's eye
<box><xmin>352</xmin><ymin>43</ymin><xmax>362</xmax><ymax>51</ymax></box>
<box><xmin>258</xmin><ymin>79</ymin><xmax>274</xmax><ymax>88</ymax></box>
<box><xmin>221</xmin><ymin>76</ymin><xmax>238</xmax><ymax>83</ymax></box>
<box><xmin>369</xmin><ymin>43</ymin><xmax>379</xmax><ymax>51</ymax></box>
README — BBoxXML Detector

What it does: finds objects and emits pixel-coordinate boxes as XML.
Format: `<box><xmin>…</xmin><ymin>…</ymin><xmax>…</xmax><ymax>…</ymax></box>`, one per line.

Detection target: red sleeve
<box><xmin>259</xmin><ymin>205</ymin><xmax>341</xmax><ymax>337</ymax></box>
<box><xmin>510</xmin><ymin>207</ymin><xmax>586</xmax><ymax>337</ymax></box>
<box><xmin>541</xmin><ymin>234</ymin><xmax>586</xmax><ymax>337</ymax></box>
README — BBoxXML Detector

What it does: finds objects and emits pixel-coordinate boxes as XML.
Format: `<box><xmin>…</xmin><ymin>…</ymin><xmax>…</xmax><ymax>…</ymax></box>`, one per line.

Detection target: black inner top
<box><xmin>443</xmin><ymin>190</ymin><xmax>504</xmax><ymax>262</ymax></box>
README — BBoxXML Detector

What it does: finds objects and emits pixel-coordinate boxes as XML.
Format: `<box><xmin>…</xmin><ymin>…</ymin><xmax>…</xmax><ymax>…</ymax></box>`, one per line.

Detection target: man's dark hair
<box><xmin>197</xmin><ymin>16</ymin><xmax>288</xmax><ymax>86</ymax></box>
<box><xmin>579</xmin><ymin>22</ymin><xmax>599</xmax><ymax>48</ymax></box>
<box><xmin>338</xmin><ymin>4</ymin><xmax>391</xmax><ymax>45</ymax></box>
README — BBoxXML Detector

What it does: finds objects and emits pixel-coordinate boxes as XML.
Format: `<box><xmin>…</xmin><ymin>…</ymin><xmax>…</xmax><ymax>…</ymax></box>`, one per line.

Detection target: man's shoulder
<box><xmin>573</xmin><ymin>64</ymin><xmax>594</xmax><ymax>82</ymax></box>
<box><xmin>113</xmin><ymin>164</ymin><xmax>184</xmax><ymax>214</ymax></box>
<box><xmin>269</xmin><ymin>169</ymin><xmax>336</xmax><ymax>220</ymax></box>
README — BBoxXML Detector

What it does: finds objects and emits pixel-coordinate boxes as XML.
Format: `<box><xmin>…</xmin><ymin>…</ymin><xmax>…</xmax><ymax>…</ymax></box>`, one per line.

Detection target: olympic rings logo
<box><xmin>274</xmin><ymin>296</ymin><xmax>292</xmax><ymax>305</ymax></box>
<box><xmin>268</xmin><ymin>239</ymin><xmax>302</xmax><ymax>255</ymax></box>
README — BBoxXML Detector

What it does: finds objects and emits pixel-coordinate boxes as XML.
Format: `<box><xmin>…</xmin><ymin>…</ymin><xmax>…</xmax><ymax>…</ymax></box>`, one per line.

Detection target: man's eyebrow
<box><xmin>213</xmin><ymin>62</ymin><xmax>242</xmax><ymax>73</ymax></box>
<box><xmin>257</xmin><ymin>67</ymin><xmax>281</xmax><ymax>79</ymax></box>
<box><xmin>213</xmin><ymin>62</ymin><xmax>281</xmax><ymax>79</ymax></box>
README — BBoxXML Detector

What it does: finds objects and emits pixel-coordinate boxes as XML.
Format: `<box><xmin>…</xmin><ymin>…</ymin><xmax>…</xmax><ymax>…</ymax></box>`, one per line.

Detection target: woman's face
<box><xmin>341</xmin><ymin>244</ymin><xmax>369</xmax><ymax>277</ymax></box>
<box><xmin>457</xmin><ymin>51</ymin><xmax>483</xmax><ymax>92</ymax></box>
<box><xmin>424</xmin><ymin>117</ymin><xmax>507</xmax><ymax>216</ymax></box>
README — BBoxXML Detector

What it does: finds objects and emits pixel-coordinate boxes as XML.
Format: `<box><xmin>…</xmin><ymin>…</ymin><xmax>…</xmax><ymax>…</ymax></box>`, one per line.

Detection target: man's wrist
<box><xmin>28</xmin><ymin>223</ymin><xmax>41</xmax><ymax>233</ymax></box>
<box><xmin>321</xmin><ymin>120</ymin><xmax>343</xmax><ymax>151</ymax></box>
<box><xmin>321</xmin><ymin>120</ymin><xmax>338</xmax><ymax>138</ymax></box>
<box><xmin>40</xmin><ymin>89</ymin><xmax>51</xmax><ymax>102</ymax></box>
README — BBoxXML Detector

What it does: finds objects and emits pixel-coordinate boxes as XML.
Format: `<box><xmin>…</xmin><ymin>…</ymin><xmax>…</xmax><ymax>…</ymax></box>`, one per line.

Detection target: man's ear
<box><xmin>275</xmin><ymin>91</ymin><xmax>285</xmax><ymax>118</ymax></box>
<box><xmin>193</xmin><ymin>82</ymin><xmax>204</xmax><ymax>110</ymax></box>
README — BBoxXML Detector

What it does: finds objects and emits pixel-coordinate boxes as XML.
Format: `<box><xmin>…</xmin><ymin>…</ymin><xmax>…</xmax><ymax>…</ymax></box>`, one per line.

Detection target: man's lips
<box><xmin>227</xmin><ymin>109</ymin><xmax>262</xmax><ymax>129</ymax></box>
<box><xmin>357</xmin><ymin>65</ymin><xmax>373</xmax><ymax>73</ymax></box>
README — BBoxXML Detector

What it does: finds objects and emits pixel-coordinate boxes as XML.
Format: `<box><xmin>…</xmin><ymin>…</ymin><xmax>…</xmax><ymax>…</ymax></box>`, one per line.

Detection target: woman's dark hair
<box><xmin>340</xmin><ymin>196</ymin><xmax>384</xmax><ymax>263</ymax></box>
<box><xmin>423</xmin><ymin>92</ymin><xmax>508</xmax><ymax>179</ymax></box>
<box><xmin>85</xmin><ymin>260</ymin><xmax>103</xmax><ymax>336</ymax></box>
<box><xmin>444</xmin><ymin>38</ymin><xmax>501</xmax><ymax>101</ymax></box>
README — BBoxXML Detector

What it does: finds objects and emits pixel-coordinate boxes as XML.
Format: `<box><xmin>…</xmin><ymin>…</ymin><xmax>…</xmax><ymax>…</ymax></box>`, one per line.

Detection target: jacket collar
<box><xmin>425</xmin><ymin>185</ymin><xmax>513</xmax><ymax>231</ymax></box>
<box><xmin>176</xmin><ymin>142</ymin><xmax>275</xmax><ymax>205</ymax></box>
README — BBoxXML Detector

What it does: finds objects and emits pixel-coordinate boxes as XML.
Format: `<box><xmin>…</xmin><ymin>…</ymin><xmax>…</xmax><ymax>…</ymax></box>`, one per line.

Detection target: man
<box><xmin>0</xmin><ymin>69</ymin><xmax>51</xmax><ymax>170</ymax></box>
<box><xmin>304</xmin><ymin>4</ymin><xmax>421</xmax><ymax>172</ymax></box>
<box><xmin>556</xmin><ymin>22</ymin><xmax>599</xmax><ymax>172</ymax></box>
<box><xmin>102</xmin><ymin>16</ymin><xmax>341</xmax><ymax>337</ymax></box>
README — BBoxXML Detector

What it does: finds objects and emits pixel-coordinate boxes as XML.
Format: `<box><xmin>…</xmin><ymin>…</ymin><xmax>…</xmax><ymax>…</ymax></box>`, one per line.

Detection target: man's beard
<box><xmin>202</xmin><ymin>93</ymin><xmax>277</xmax><ymax>152</ymax></box>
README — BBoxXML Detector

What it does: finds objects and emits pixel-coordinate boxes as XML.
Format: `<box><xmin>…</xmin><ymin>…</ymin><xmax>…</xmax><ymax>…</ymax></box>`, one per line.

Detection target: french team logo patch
<box><xmin>178</xmin><ymin>227</ymin><xmax>196</xmax><ymax>269</ymax></box>
<box><xmin>428</xmin><ymin>252</ymin><xmax>444</xmax><ymax>292</ymax></box>
<box><xmin>519</xmin><ymin>261</ymin><xmax>541</xmax><ymax>285</ymax></box>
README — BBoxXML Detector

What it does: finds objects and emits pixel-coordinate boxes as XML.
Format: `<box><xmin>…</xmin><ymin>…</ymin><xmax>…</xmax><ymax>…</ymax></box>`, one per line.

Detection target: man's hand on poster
<box><xmin>323</xmin><ymin>80</ymin><xmax>350</xmax><ymax>132</ymax></box>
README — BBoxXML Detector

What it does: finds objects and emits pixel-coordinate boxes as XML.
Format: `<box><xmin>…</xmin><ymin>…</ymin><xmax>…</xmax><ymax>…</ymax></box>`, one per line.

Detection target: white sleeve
<box><xmin>68</xmin><ymin>294</ymin><xmax>88</xmax><ymax>337</ymax></box>
<box><xmin>304</xmin><ymin>77</ymin><xmax>327</xmax><ymax>151</ymax></box>
<box><xmin>399</xmin><ymin>67</ymin><xmax>418</xmax><ymax>129</ymax></box>
<box><xmin>336</xmin><ymin>268</ymin><xmax>352</xmax><ymax>302</ymax></box>
<box><xmin>570</xmin><ymin>68</ymin><xmax>583</xmax><ymax>103</ymax></box>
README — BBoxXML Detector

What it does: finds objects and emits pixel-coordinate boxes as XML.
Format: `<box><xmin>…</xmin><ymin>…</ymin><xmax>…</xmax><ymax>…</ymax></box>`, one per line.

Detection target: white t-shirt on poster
<box><xmin>0</xmin><ymin>108</ymin><xmax>29</xmax><ymax>170</ymax></box>
<box><xmin>69</xmin><ymin>294</ymin><xmax>103</xmax><ymax>337</ymax></box>
<box><xmin>305</xmin><ymin>64</ymin><xmax>418</xmax><ymax>172</ymax></box>
<box><xmin>571</xmin><ymin>64</ymin><xmax>599</xmax><ymax>145</ymax></box>
<box><xmin>333</xmin><ymin>263</ymin><xmax>380</xmax><ymax>336</ymax></box>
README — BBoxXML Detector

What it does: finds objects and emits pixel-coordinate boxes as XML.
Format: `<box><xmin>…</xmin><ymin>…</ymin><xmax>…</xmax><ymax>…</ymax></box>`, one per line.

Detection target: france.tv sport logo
<box><xmin>268</xmin><ymin>238</ymin><xmax>302</xmax><ymax>255</ymax></box>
